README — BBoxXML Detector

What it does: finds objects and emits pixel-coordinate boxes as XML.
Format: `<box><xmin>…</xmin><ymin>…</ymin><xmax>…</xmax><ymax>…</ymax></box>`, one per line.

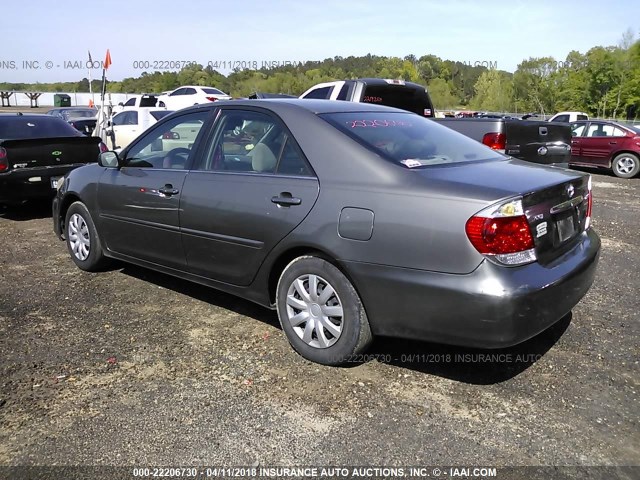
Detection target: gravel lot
<box><xmin>0</xmin><ymin>168</ymin><xmax>638</xmax><ymax>476</ymax></box>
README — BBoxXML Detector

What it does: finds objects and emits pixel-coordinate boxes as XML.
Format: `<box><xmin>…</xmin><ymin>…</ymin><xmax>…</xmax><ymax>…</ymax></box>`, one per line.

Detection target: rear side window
<box><xmin>0</xmin><ymin>117</ymin><xmax>82</xmax><ymax>139</ymax></box>
<box><xmin>320</xmin><ymin>112</ymin><xmax>503</xmax><ymax>168</ymax></box>
<box><xmin>202</xmin><ymin>88</ymin><xmax>225</xmax><ymax>95</ymax></box>
<box><xmin>361</xmin><ymin>85</ymin><xmax>434</xmax><ymax>117</ymax></box>
<box><xmin>303</xmin><ymin>86</ymin><xmax>333</xmax><ymax>99</ymax></box>
<box><xmin>577</xmin><ymin>115</ymin><xmax>588</xmax><ymax>121</ymax></box>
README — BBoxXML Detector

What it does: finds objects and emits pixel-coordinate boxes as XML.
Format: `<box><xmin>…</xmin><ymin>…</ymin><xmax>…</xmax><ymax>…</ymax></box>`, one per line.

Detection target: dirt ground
<box><xmin>0</xmin><ymin>167</ymin><xmax>638</xmax><ymax>477</ymax></box>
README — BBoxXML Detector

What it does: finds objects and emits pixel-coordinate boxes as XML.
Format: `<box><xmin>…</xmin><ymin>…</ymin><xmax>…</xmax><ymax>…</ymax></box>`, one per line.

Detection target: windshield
<box><xmin>320</xmin><ymin>112</ymin><xmax>504</xmax><ymax>167</ymax></box>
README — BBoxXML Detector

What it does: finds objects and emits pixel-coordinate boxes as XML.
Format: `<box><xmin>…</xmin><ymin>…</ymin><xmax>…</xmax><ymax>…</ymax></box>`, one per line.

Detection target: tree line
<box><xmin>1</xmin><ymin>30</ymin><xmax>638</xmax><ymax>119</ymax></box>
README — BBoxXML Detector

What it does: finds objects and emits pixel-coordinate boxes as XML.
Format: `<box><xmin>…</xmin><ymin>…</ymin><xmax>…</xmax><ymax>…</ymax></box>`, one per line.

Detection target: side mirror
<box><xmin>98</xmin><ymin>151</ymin><xmax>120</xmax><ymax>168</ymax></box>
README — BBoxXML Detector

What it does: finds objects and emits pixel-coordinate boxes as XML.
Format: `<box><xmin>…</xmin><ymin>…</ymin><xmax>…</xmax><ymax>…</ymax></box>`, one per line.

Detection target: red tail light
<box><xmin>206</xmin><ymin>96</ymin><xmax>218</xmax><ymax>102</ymax></box>
<box><xmin>99</xmin><ymin>142</ymin><xmax>108</xmax><ymax>153</ymax></box>
<box><xmin>0</xmin><ymin>147</ymin><xmax>8</xmax><ymax>172</ymax></box>
<box><xmin>466</xmin><ymin>198</ymin><xmax>536</xmax><ymax>266</ymax></box>
<box><xmin>482</xmin><ymin>132</ymin><xmax>506</xmax><ymax>150</ymax></box>
<box><xmin>466</xmin><ymin>216</ymin><xmax>534</xmax><ymax>254</ymax></box>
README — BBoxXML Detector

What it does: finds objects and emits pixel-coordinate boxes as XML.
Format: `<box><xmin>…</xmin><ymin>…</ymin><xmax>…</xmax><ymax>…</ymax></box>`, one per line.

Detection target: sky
<box><xmin>1</xmin><ymin>0</ymin><xmax>638</xmax><ymax>84</ymax></box>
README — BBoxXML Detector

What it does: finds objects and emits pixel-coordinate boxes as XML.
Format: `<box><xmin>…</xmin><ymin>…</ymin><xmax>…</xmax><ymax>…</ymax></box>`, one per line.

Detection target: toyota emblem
<box><xmin>567</xmin><ymin>184</ymin><xmax>575</xmax><ymax>197</ymax></box>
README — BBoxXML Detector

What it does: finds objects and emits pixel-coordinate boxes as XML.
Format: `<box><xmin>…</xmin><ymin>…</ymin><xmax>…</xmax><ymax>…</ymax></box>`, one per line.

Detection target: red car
<box><xmin>570</xmin><ymin>120</ymin><xmax>640</xmax><ymax>178</ymax></box>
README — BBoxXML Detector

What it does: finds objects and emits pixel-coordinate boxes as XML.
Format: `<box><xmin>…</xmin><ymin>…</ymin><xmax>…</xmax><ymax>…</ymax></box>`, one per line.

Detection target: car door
<box><xmin>580</xmin><ymin>122</ymin><xmax>621</xmax><ymax>167</ymax></box>
<box><xmin>182</xmin><ymin>87</ymin><xmax>198</xmax><ymax>107</ymax></box>
<box><xmin>179</xmin><ymin>108</ymin><xmax>320</xmax><ymax>286</ymax></box>
<box><xmin>111</xmin><ymin>111</ymin><xmax>140</xmax><ymax>149</ymax></box>
<box><xmin>569</xmin><ymin>122</ymin><xmax>586</xmax><ymax>163</ymax></box>
<box><xmin>96</xmin><ymin>110</ymin><xmax>212</xmax><ymax>269</ymax></box>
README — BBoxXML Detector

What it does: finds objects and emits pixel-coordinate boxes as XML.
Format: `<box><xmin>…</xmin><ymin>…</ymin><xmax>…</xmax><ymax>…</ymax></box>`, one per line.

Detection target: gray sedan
<box><xmin>53</xmin><ymin>100</ymin><xmax>600</xmax><ymax>366</ymax></box>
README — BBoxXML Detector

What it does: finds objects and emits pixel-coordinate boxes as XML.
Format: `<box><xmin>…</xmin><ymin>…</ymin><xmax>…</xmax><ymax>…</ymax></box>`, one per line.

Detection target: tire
<box><xmin>612</xmin><ymin>153</ymin><xmax>640</xmax><ymax>178</ymax></box>
<box><xmin>65</xmin><ymin>201</ymin><xmax>109</xmax><ymax>271</ymax></box>
<box><xmin>276</xmin><ymin>256</ymin><xmax>372</xmax><ymax>366</ymax></box>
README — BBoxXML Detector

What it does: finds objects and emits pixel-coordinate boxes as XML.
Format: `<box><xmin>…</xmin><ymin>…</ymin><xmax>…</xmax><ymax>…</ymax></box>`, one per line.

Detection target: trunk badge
<box><xmin>51</xmin><ymin>151</ymin><xmax>62</xmax><ymax>156</ymax></box>
<box><xmin>567</xmin><ymin>184</ymin><xmax>575</xmax><ymax>198</ymax></box>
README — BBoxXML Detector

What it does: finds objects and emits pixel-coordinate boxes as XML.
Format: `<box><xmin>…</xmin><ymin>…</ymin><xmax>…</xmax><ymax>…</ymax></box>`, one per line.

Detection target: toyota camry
<box><xmin>53</xmin><ymin>100</ymin><xmax>600</xmax><ymax>365</ymax></box>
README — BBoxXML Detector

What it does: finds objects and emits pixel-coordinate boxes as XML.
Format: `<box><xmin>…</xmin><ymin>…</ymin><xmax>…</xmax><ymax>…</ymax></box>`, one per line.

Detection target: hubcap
<box><xmin>68</xmin><ymin>213</ymin><xmax>90</xmax><ymax>261</ymax></box>
<box><xmin>616</xmin><ymin>156</ymin><xmax>636</xmax><ymax>175</ymax></box>
<box><xmin>285</xmin><ymin>274</ymin><xmax>344</xmax><ymax>349</ymax></box>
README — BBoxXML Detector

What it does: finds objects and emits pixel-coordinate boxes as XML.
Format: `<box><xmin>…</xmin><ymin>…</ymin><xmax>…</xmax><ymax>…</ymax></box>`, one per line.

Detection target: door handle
<box><xmin>158</xmin><ymin>184</ymin><xmax>179</xmax><ymax>196</ymax></box>
<box><xmin>271</xmin><ymin>193</ymin><xmax>301</xmax><ymax>207</ymax></box>
<box><xmin>609</xmin><ymin>141</ymin><xmax>617</xmax><ymax>144</ymax></box>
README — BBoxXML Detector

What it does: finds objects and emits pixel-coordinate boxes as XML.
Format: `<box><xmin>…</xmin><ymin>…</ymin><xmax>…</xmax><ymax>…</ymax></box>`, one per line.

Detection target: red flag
<box><xmin>104</xmin><ymin>49</ymin><xmax>112</xmax><ymax>70</ymax></box>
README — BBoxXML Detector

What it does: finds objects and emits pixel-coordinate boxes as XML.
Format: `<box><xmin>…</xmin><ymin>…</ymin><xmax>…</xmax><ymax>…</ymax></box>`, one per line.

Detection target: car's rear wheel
<box><xmin>65</xmin><ymin>201</ymin><xmax>109</xmax><ymax>271</ymax></box>
<box><xmin>276</xmin><ymin>256</ymin><xmax>372</xmax><ymax>366</ymax></box>
<box><xmin>612</xmin><ymin>153</ymin><xmax>640</xmax><ymax>178</ymax></box>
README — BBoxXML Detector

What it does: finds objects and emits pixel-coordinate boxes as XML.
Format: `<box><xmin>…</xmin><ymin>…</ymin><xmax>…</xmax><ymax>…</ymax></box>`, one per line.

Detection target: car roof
<box><xmin>179</xmin><ymin>98</ymin><xmax>418</xmax><ymax>115</ymax></box>
<box><xmin>48</xmin><ymin>107</ymin><xmax>96</xmax><ymax>110</ymax></box>
<box><xmin>0</xmin><ymin>113</ymin><xmax>60</xmax><ymax>119</ymax></box>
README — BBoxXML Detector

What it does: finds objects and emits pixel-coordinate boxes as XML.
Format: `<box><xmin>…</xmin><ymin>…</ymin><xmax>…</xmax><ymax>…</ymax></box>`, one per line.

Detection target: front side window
<box><xmin>124</xmin><ymin>98</ymin><xmax>136</xmax><ymax>107</ymax></box>
<box><xmin>113</xmin><ymin>111</ymin><xmax>138</xmax><ymax>126</ymax></box>
<box><xmin>320</xmin><ymin>112</ymin><xmax>504</xmax><ymax>168</ymax></box>
<box><xmin>571</xmin><ymin>123</ymin><xmax>586</xmax><ymax>137</ymax></box>
<box><xmin>197</xmin><ymin>110</ymin><xmax>313</xmax><ymax>176</ymax></box>
<box><xmin>124</xmin><ymin>111</ymin><xmax>209</xmax><ymax>169</ymax></box>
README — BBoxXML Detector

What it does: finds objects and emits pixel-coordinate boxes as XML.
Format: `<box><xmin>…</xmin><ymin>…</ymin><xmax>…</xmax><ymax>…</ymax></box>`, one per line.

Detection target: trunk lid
<box><xmin>419</xmin><ymin>158</ymin><xmax>591</xmax><ymax>264</ymax></box>
<box><xmin>0</xmin><ymin>136</ymin><xmax>101</xmax><ymax>170</ymax></box>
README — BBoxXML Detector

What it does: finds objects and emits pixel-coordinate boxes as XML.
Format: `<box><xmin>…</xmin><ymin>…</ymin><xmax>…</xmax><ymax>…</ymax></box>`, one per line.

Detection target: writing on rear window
<box><xmin>348</xmin><ymin>119</ymin><xmax>413</xmax><ymax>128</ymax></box>
<box><xmin>362</xmin><ymin>96</ymin><xmax>383</xmax><ymax>103</ymax></box>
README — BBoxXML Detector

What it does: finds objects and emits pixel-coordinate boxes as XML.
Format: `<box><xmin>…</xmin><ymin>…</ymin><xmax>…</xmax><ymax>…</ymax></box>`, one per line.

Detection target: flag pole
<box><xmin>88</xmin><ymin>50</ymin><xmax>95</xmax><ymax>107</ymax></box>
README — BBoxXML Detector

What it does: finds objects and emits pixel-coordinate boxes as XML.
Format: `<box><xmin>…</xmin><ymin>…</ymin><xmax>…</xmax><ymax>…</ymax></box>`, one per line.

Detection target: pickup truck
<box><xmin>434</xmin><ymin>117</ymin><xmax>572</xmax><ymax>167</ymax></box>
<box><xmin>0</xmin><ymin>114</ymin><xmax>104</xmax><ymax>205</ymax></box>
<box><xmin>300</xmin><ymin>79</ymin><xmax>571</xmax><ymax>167</ymax></box>
<box><xmin>300</xmin><ymin>78</ymin><xmax>435</xmax><ymax>117</ymax></box>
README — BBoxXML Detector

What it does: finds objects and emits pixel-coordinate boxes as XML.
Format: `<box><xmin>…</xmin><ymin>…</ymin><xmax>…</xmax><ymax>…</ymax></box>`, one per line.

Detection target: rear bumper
<box><xmin>342</xmin><ymin>228</ymin><xmax>600</xmax><ymax>348</ymax></box>
<box><xmin>0</xmin><ymin>165</ymin><xmax>81</xmax><ymax>203</ymax></box>
<box><xmin>52</xmin><ymin>192</ymin><xmax>63</xmax><ymax>238</ymax></box>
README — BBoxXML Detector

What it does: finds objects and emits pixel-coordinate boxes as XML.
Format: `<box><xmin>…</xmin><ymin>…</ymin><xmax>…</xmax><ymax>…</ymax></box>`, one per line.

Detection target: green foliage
<box><xmin>1</xmin><ymin>33</ymin><xmax>638</xmax><ymax>119</ymax></box>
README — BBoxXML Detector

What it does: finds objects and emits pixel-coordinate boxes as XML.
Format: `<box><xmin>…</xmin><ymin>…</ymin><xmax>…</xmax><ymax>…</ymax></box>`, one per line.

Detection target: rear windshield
<box><xmin>320</xmin><ymin>112</ymin><xmax>504</xmax><ymax>167</ymax></box>
<box><xmin>151</xmin><ymin>111</ymin><xmax>174</xmax><ymax>121</ymax></box>
<box><xmin>65</xmin><ymin>109</ymin><xmax>97</xmax><ymax>118</ymax></box>
<box><xmin>202</xmin><ymin>88</ymin><xmax>225</xmax><ymax>95</ymax></box>
<box><xmin>139</xmin><ymin>96</ymin><xmax>158</xmax><ymax>107</ymax></box>
<box><xmin>361</xmin><ymin>85</ymin><xmax>434</xmax><ymax>117</ymax></box>
<box><xmin>0</xmin><ymin>117</ymin><xmax>83</xmax><ymax>140</ymax></box>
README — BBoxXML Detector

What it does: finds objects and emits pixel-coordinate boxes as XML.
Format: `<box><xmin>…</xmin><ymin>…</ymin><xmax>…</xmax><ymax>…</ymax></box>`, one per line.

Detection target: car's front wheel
<box><xmin>65</xmin><ymin>201</ymin><xmax>109</xmax><ymax>271</ymax></box>
<box><xmin>612</xmin><ymin>153</ymin><xmax>640</xmax><ymax>178</ymax></box>
<box><xmin>276</xmin><ymin>256</ymin><xmax>372</xmax><ymax>366</ymax></box>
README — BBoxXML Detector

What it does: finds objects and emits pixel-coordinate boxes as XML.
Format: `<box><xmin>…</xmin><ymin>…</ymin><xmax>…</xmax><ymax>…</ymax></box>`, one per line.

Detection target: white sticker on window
<box><xmin>401</xmin><ymin>159</ymin><xmax>422</xmax><ymax>168</ymax></box>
